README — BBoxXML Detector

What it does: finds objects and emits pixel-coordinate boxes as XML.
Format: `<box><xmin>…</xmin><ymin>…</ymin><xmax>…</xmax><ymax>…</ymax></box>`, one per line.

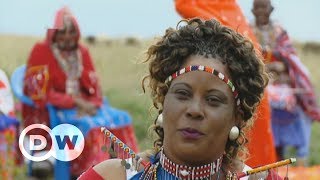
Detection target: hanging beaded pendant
<box><xmin>100</xmin><ymin>127</ymin><xmax>148</xmax><ymax>171</ymax></box>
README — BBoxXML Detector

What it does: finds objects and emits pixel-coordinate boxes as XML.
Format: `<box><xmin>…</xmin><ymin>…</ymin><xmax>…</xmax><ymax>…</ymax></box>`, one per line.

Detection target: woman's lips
<box><xmin>179</xmin><ymin>128</ymin><xmax>204</xmax><ymax>139</ymax></box>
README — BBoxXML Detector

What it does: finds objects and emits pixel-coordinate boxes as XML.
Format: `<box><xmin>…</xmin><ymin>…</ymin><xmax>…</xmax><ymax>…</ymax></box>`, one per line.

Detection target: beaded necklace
<box><xmin>253</xmin><ymin>23</ymin><xmax>277</xmax><ymax>62</ymax></box>
<box><xmin>254</xmin><ymin>23</ymin><xmax>276</xmax><ymax>50</ymax></box>
<box><xmin>139</xmin><ymin>149</ymin><xmax>223</xmax><ymax>180</ymax></box>
<box><xmin>51</xmin><ymin>44</ymin><xmax>83</xmax><ymax>95</ymax></box>
<box><xmin>100</xmin><ymin>127</ymin><xmax>295</xmax><ymax>180</ymax></box>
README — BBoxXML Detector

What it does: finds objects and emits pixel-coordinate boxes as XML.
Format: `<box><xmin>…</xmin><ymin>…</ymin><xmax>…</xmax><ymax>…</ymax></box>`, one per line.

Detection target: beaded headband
<box><xmin>165</xmin><ymin>65</ymin><xmax>240</xmax><ymax>105</ymax></box>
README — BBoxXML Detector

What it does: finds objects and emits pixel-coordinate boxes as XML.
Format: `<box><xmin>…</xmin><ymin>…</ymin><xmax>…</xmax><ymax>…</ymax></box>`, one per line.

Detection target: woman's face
<box><xmin>252</xmin><ymin>0</ymin><xmax>273</xmax><ymax>26</ymax></box>
<box><xmin>54</xmin><ymin>19</ymin><xmax>78</xmax><ymax>51</ymax></box>
<box><xmin>162</xmin><ymin>55</ymin><xmax>238</xmax><ymax>165</ymax></box>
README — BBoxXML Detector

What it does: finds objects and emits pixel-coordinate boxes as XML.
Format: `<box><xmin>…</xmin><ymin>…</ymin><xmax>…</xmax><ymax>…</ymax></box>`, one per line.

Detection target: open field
<box><xmin>0</xmin><ymin>35</ymin><xmax>319</xmax><ymax>178</ymax></box>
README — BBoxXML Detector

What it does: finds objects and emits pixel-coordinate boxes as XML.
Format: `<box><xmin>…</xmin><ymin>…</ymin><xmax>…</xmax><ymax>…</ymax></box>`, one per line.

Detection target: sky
<box><xmin>0</xmin><ymin>0</ymin><xmax>319</xmax><ymax>42</ymax></box>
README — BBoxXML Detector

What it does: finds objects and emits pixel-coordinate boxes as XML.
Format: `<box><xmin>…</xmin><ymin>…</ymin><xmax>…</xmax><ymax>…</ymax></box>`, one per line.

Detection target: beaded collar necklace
<box><xmin>140</xmin><ymin>148</ymin><xmax>223</xmax><ymax>180</ymax></box>
<box><xmin>159</xmin><ymin>149</ymin><xmax>223</xmax><ymax>180</ymax></box>
<box><xmin>254</xmin><ymin>23</ymin><xmax>276</xmax><ymax>50</ymax></box>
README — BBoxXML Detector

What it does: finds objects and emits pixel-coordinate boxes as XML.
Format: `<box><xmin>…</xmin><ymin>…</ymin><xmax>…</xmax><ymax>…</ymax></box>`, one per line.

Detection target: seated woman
<box><xmin>78</xmin><ymin>18</ymin><xmax>283</xmax><ymax>179</ymax></box>
<box><xmin>0</xmin><ymin>68</ymin><xmax>19</xmax><ymax>180</ymax></box>
<box><xmin>22</xmin><ymin>7</ymin><xmax>138</xmax><ymax>178</ymax></box>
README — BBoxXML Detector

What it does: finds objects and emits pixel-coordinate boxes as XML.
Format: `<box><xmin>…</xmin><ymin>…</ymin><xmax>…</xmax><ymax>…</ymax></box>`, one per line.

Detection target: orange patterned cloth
<box><xmin>175</xmin><ymin>0</ymin><xmax>277</xmax><ymax>167</ymax></box>
<box><xmin>0</xmin><ymin>127</ymin><xmax>15</xmax><ymax>180</ymax></box>
<box><xmin>175</xmin><ymin>0</ymin><xmax>258</xmax><ymax>46</ymax></box>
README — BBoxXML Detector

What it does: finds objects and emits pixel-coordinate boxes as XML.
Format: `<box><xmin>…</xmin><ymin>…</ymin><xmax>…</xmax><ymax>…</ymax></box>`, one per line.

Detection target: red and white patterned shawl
<box><xmin>272</xmin><ymin>23</ymin><xmax>320</xmax><ymax>121</ymax></box>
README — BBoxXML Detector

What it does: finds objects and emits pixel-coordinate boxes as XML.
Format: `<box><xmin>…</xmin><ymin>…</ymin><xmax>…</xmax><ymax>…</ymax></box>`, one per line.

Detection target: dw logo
<box><xmin>19</xmin><ymin>124</ymin><xmax>85</xmax><ymax>162</ymax></box>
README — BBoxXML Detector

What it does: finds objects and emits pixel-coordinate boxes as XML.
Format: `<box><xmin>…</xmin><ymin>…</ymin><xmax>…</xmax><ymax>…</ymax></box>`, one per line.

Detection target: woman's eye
<box><xmin>69</xmin><ymin>30</ymin><xmax>77</xmax><ymax>36</ymax></box>
<box><xmin>175</xmin><ymin>90</ymin><xmax>190</xmax><ymax>99</ymax></box>
<box><xmin>206</xmin><ymin>96</ymin><xmax>221</xmax><ymax>105</ymax></box>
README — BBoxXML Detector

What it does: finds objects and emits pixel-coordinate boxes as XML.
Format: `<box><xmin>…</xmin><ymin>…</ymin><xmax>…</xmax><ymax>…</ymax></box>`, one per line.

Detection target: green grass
<box><xmin>1</xmin><ymin>35</ymin><xmax>319</xmax><ymax>178</ymax></box>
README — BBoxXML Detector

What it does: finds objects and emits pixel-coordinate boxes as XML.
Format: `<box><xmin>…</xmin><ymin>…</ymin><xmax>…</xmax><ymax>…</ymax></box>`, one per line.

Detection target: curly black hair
<box><xmin>142</xmin><ymin>18</ymin><xmax>268</xmax><ymax>168</ymax></box>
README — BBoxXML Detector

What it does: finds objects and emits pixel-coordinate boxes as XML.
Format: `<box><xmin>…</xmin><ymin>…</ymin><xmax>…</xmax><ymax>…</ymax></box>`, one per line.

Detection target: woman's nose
<box><xmin>186</xmin><ymin>98</ymin><xmax>204</xmax><ymax>120</ymax></box>
<box><xmin>64</xmin><ymin>32</ymin><xmax>73</xmax><ymax>39</ymax></box>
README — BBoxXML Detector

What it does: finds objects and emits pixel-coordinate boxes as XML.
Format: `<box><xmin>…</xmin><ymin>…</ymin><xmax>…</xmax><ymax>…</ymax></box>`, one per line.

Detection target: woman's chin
<box><xmin>174</xmin><ymin>144</ymin><xmax>208</xmax><ymax>159</ymax></box>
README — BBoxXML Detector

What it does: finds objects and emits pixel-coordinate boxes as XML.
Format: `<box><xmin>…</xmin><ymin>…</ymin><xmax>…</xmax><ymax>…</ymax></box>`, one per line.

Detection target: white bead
<box><xmin>218</xmin><ymin>72</ymin><xmax>224</xmax><ymax>80</ymax></box>
<box><xmin>237</xmin><ymin>99</ymin><xmax>241</xmax><ymax>106</ymax></box>
<box><xmin>36</xmin><ymin>74</ymin><xmax>42</xmax><ymax>80</ymax></box>
<box><xmin>229</xmin><ymin>126</ymin><xmax>240</xmax><ymax>140</ymax></box>
<box><xmin>180</xmin><ymin>169</ymin><xmax>189</xmax><ymax>176</ymax></box>
<box><xmin>156</xmin><ymin>113</ymin><xmax>163</xmax><ymax>126</ymax></box>
<box><xmin>89</xmin><ymin>87</ymin><xmax>95</xmax><ymax>94</ymax></box>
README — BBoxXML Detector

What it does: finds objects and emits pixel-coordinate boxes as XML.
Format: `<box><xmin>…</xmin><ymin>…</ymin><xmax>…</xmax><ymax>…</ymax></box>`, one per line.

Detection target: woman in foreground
<box><xmin>79</xmin><ymin>18</ymin><xmax>282</xmax><ymax>179</ymax></box>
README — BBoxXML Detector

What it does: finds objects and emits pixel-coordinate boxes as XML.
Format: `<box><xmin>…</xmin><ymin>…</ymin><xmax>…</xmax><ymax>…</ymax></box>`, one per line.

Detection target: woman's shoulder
<box><xmin>78</xmin><ymin>44</ymin><xmax>90</xmax><ymax>54</ymax></box>
<box><xmin>93</xmin><ymin>159</ymin><xmax>127</xmax><ymax>179</ymax></box>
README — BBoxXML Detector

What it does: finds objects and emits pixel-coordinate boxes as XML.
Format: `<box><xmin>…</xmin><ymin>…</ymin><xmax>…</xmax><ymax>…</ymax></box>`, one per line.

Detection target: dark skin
<box><xmin>252</xmin><ymin>0</ymin><xmax>274</xmax><ymax>27</ymax></box>
<box><xmin>54</xmin><ymin>18</ymin><xmax>78</xmax><ymax>51</ymax></box>
<box><xmin>162</xmin><ymin>55</ymin><xmax>239</xmax><ymax>167</ymax></box>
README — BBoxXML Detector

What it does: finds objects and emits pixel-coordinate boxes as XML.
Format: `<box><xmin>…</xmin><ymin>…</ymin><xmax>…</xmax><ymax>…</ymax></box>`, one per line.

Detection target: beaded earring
<box><xmin>228</xmin><ymin>126</ymin><xmax>240</xmax><ymax>141</ymax></box>
<box><xmin>156</xmin><ymin>113</ymin><xmax>163</xmax><ymax>127</ymax></box>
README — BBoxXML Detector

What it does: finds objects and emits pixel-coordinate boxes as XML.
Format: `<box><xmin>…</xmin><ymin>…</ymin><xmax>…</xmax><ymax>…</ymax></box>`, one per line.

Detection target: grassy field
<box><xmin>0</xmin><ymin>35</ymin><xmax>319</xmax><ymax>177</ymax></box>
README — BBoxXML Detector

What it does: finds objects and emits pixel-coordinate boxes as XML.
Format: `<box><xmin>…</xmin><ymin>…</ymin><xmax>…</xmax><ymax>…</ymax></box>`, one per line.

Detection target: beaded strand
<box><xmin>165</xmin><ymin>65</ymin><xmax>240</xmax><ymax>105</ymax></box>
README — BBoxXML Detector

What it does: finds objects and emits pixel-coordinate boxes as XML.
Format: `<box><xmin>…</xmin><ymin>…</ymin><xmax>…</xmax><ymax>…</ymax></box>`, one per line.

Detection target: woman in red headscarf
<box><xmin>175</xmin><ymin>0</ymin><xmax>277</xmax><ymax>167</ymax></box>
<box><xmin>23</xmin><ymin>7</ymin><xmax>138</xmax><ymax>178</ymax></box>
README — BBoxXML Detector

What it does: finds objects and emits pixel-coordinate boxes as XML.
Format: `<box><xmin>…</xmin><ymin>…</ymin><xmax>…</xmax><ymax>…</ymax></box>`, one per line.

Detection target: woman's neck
<box><xmin>256</xmin><ymin>20</ymin><xmax>273</xmax><ymax>30</ymax></box>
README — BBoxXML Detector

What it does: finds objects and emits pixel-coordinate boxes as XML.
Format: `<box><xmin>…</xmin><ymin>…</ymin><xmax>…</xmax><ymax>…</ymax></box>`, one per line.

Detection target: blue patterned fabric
<box><xmin>272</xmin><ymin>108</ymin><xmax>302</xmax><ymax>147</ymax></box>
<box><xmin>52</xmin><ymin>100</ymin><xmax>132</xmax><ymax>136</ymax></box>
<box><xmin>271</xmin><ymin>107</ymin><xmax>309</xmax><ymax>156</ymax></box>
<box><xmin>0</xmin><ymin>115</ymin><xmax>19</xmax><ymax>131</ymax></box>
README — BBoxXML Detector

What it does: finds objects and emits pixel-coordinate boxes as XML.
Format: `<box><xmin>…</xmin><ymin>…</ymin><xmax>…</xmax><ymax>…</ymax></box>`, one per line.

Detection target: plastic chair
<box><xmin>10</xmin><ymin>65</ymin><xmax>34</xmax><ymax>106</ymax></box>
<box><xmin>11</xmin><ymin>65</ymin><xmax>69</xmax><ymax>180</ymax></box>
